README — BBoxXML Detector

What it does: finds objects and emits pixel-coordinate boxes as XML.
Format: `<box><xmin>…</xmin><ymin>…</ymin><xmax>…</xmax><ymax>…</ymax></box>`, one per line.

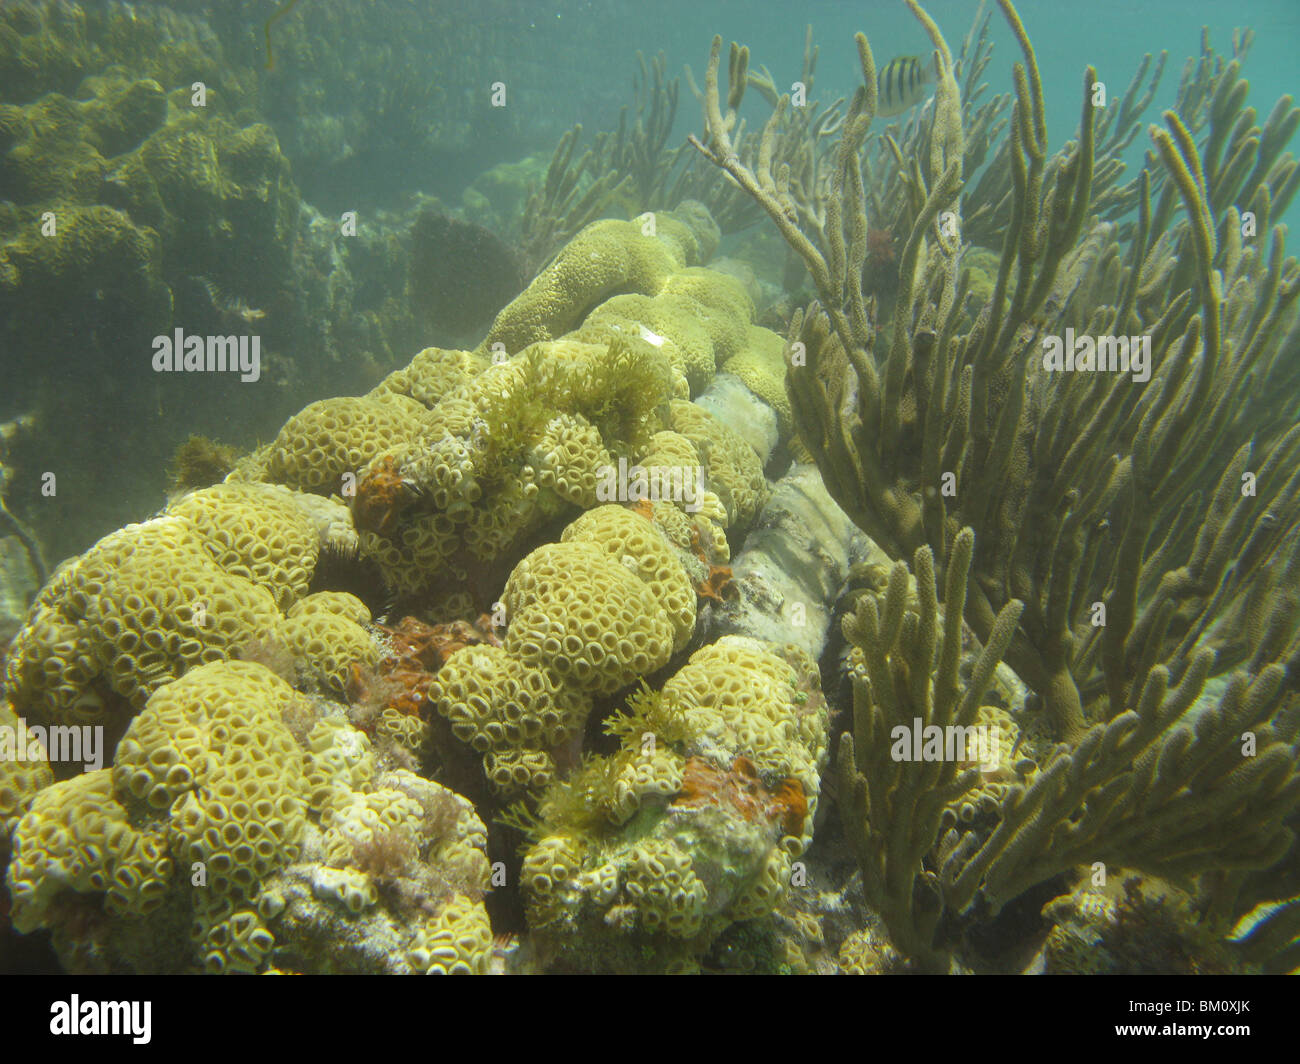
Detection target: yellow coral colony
<box><xmin>9</xmin><ymin>660</ymin><xmax>493</xmax><ymax>974</ymax></box>
<box><xmin>516</xmin><ymin>637</ymin><xmax>829</xmax><ymax>967</ymax></box>
<box><xmin>2</xmin><ymin>198</ymin><xmax>808</xmax><ymax>974</ymax></box>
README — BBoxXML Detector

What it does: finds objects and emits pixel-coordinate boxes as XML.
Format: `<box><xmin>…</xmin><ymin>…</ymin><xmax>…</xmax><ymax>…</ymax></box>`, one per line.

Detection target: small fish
<box><xmin>489</xmin><ymin>933</ymin><xmax>521</xmax><ymax>974</ymax></box>
<box><xmin>225</xmin><ymin>295</ymin><xmax>267</xmax><ymax>325</ymax></box>
<box><xmin>876</xmin><ymin>55</ymin><xmax>934</xmax><ymax>118</ymax></box>
<box><xmin>189</xmin><ymin>276</ymin><xmax>267</xmax><ymax>324</ymax></box>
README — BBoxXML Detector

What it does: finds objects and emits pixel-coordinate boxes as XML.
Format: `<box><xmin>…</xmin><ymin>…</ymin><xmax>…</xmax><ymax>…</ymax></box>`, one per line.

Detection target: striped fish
<box><xmin>876</xmin><ymin>55</ymin><xmax>934</xmax><ymax>118</ymax></box>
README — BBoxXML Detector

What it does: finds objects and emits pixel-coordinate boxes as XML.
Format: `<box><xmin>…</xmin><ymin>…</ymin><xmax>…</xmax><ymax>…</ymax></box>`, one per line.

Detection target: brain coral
<box><xmin>113</xmin><ymin>661</ymin><xmax>309</xmax><ymax>902</ymax></box>
<box><xmin>278</xmin><ymin>591</ymin><xmax>378</xmax><ymax>695</ymax></box>
<box><xmin>568</xmin><ymin>289</ymin><xmax>737</xmax><ymax>394</ymax></box>
<box><xmin>243</xmin><ymin>208</ymin><xmax>749</xmax><ymax>600</ymax></box>
<box><xmin>530</xmin><ymin>412</ymin><xmax>613</xmax><ymax>509</ymax></box>
<box><xmin>658</xmin><ymin>637</ymin><xmax>828</xmax><ymax>853</ymax></box>
<box><xmin>263</xmin><ymin>724</ymin><xmax>494</xmax><ymax>975</ymax></box>
<box><xmin>425</xmin><ymin>502</ymin><xmax>698</xmax><ymax>796</ymax></box>
<box><xmin>721</xmin><ymin>325</ymin><xmax>793</xmax><ymax>436</ymax></box>
<box><xmin>479</xmin><ymin>204</ymin><xmax>719</xmax><ymax>354</ymax></box>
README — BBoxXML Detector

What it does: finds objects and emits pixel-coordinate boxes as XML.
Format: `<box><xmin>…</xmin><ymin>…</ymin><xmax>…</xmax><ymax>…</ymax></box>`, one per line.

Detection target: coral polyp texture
<box><xmin>266</xmin><ymin>394</ymin><xmax>430</xmax><ymax>493</ymax></box>
<box><xmin>502</xmin><ymin>541</ymin><xmax>674</xmax><ymax>694</ymax></box>
<box><xmin>5</xmin><ymin>660</ymin><xmax>492</xmax><ymax>975</ymax></box>
<box><xmin>0</xmin><ymin>700</ymin><xmax>54</xmax><ymax>846</ymax></box>
<box><xmin>233</xmin><ymin>218</ymin><xmax>778</xmax><ymax>598</ymax></box>
<box><xmin>560</xmin><ymin>505</ymin><xmax>697</xmax><ymax>651</ymax></box>
<box><xmin>3</xmin><ymin>484</ymin><xmax>370</xmax><ymax>730</ymax></box>
<box><xmin>516</xmin><ymin>636</ymin><xmax>829</xmax><ymax>972</ymax></box>
<box><xmin>4</xmin><ymin>515</ymin><xmax>281</xmax><ymax>727</ymax></box>
<box><xmin>426</xmin><ymin>502</ymin><xmax>700</xmax><ymax>797</ymax></box>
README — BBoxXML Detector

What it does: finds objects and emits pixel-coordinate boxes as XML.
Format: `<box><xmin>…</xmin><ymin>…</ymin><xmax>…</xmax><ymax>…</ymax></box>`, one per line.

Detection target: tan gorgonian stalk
<box><xmin>693</xmin><ymin>0</ymin><xmax>1300</xmax><ymax>967</ymax></box>
<box><xmin>691</xmin><ymin>0</ymin><xmax>1299</xmax><ymax>741</ymax></box>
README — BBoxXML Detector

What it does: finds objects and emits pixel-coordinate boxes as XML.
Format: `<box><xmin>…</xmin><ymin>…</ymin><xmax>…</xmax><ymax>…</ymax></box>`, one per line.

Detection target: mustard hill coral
<box><xmin>6</xmin><ymin>769</ymin><xmax>173</xmax><ymax>934</ymax></box>
<box><xmin>340</xmin><ymin>336</ymin><xmax>675</xmax><ymax>593</ymax></box>
<box><xmin>6</xmin><ymin>659</ymin><xmax>492</xmax><ymax>975</ymax></box>
<box><xmin>0</xmin><ymin>699</ymin><xmax>54</xmax><ymax>848</ymax></box>
<box><xmin>517</xmin><ymin>636</ymin><xmax>829</xmax><ymax>972</ymax></box>
<box><xmin>427</xmin><ymin>503</ymin><xmax>696</xmax><ymax>796</ymax></box>
<box><xmin>667</xmin><ymin>398</ymin><xmax>769</xmax><ymax>527</ymax></box>
<box><xmin>3</xmin><ymin>484</ymin><xmax>368</xmax><ymax>729</ymax></box>
<box><xmin>503</xmin><ymin>541</ymin><xmax>676</xmax><ymax>696</ymax></box>
<box><xmin>427</xmin><ymin>644</ymin><xmax>591</xmax><ymax>795</ymax></box>
<box><xmin>4</xmin><ymin>515</ymin><xmax>281</xmax><ymax>727</ymax></box>
<box><xmin>561</xmin><ymin>505</ymin><xmax>697</xmax><ymax>652</ymax></box>
<box><xmin>266</xmin><ymin>394</ymin><xmax>429</xmax><ymax>494</ymax></box>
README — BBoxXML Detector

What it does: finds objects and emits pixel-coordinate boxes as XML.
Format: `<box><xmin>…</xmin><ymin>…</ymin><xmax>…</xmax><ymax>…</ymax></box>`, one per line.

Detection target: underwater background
<box><xmin>0</xmin><ymin>0</ymin><xmax>1298</xmax><ymax>975</ymax></box>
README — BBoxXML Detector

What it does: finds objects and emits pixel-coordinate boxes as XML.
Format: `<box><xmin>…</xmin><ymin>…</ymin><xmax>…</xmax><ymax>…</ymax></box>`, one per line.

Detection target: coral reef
<box><xmin>233</xmin><ymin>207</ymin><xmax>779</xmax><ymax>600</ymax></box>
<box><xmin>3</xmin><ymin>0</ymin><xmax>1297</xmax><ymax>982</ymax></box>
<box><xmin>0</xmin><ymin>5</ymin><xmax>448</xmax><ymax>560</ymax></box>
